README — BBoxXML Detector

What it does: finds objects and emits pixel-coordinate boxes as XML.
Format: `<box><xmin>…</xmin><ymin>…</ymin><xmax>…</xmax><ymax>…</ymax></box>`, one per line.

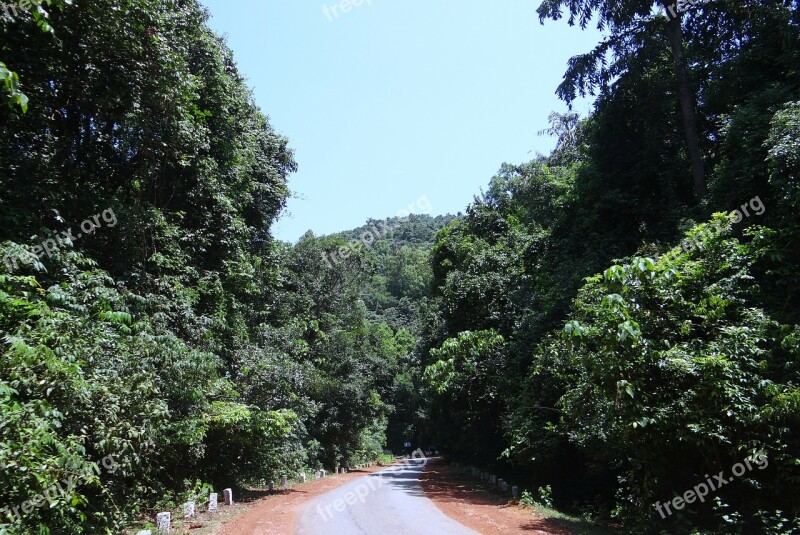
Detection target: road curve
<box><xmin>294</xmin><ymin>460</ymin><xmax>479</xmax><ymax>535</ymax></box>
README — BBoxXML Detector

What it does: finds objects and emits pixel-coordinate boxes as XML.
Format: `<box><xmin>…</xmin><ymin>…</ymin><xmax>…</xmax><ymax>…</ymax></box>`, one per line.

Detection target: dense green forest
<box><xmin>1</xmin><ymin>0</ymin><xmax>799</xmax><ymax>533</ymax></box>
<box><xmin>419</xmin><ymin>1</ymin><xmax>800</xmax><ymax>533</ymax></box>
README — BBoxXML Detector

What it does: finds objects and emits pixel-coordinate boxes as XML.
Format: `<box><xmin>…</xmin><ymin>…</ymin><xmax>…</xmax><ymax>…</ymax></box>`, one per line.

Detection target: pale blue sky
<box><xmin>199</xmin><ymin>0</ymin><xmax>602</xmax><ymax>242</ymax></box>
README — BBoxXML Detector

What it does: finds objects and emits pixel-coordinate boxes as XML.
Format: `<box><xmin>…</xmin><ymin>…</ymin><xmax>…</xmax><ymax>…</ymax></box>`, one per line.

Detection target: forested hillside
<box><xmin>1</xmin><ymin>0</ymin><xmax>799</xmax><ymax>534</ymax></box>
<box><xmin>420</xmin><ymin>1</ymin><xmax>800</xmax><ymax>533</ymax></box>
<box><xmin>0</xmin><ymin>1</ymin><xmax>441</xmax><ymax>532</ymax></box>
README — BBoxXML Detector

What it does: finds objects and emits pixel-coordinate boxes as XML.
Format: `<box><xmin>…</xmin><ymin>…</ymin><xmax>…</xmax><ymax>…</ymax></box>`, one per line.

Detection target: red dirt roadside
<box><xmin>420</xmin><ymin>459</ymin><xmax>595</xmax><ymax>535</ymax></box>
<box><xmin>213</xmin><ymin>465</ymin><xmax>385</xmax><ymax>535</ymax></box>
<box><xmin>190</xmin><ymin>458</ymin><xmax>614</xmax><ymax>535</ymax></box>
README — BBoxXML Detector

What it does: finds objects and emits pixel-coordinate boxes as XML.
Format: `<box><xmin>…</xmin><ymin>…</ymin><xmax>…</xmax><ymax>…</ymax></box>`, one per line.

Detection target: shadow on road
<box><xmin>366</xmin><ymin>463</ymin><xmax>429</xmax><ymax>497</ymax></box>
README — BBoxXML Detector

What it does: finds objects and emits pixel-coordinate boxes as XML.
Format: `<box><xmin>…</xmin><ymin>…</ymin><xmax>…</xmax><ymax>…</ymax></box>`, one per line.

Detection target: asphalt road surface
<box><xmin>294</xmin><ymin>460</ymin><xmax>479</xmax><ymax>535</ymax></box>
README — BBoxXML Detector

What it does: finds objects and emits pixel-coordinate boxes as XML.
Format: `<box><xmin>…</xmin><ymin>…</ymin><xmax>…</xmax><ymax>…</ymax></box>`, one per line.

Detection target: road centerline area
<box><xmin>294</xmin><ymin>461</ymin><xmax>479</xmax><ymax>535</ymax></box>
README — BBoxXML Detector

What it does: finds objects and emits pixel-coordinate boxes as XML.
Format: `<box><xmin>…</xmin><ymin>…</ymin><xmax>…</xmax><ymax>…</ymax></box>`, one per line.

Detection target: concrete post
<box><xmin>183</xmin><ymin>501</ymin><xmax>195</xmax><ymax>518</ymax></box>
<box><xmin>281</xmin><ymin>475</ymin><xmax>288</xmax><ymax>487</ymax></box>
<box><xmin>300</xmin><ymin>472</ymin><xmax>307</xmax><ymax>483</ymax></box>
<box><xmin>208</xmin><ymin>493</ymin><xmax>218</xmax><ymax>513</ymax></box>
<box><xmin>156</xmin><ymin>512</ymin><xmax>170</xmax><ymax>533</ymax></box>
<box><xmin>512</xmin><ymin>486</ymin><xmax>519</xmax><ymax>499</ymax></box>
<box><xmin>223</xmin><ymin>488</ymin><xmax>233</xmax><ymax>506</ymax></box>
<box><xmin>269</xmin><ymin>481</ymin><xmax>274</xmax><ymax>491</ymax></box>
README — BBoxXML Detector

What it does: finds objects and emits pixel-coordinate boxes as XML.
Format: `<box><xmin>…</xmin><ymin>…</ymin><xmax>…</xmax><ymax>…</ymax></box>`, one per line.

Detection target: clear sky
<box><xmin>199</xmin><ymin>0</ymin><xmax>602</xmax><ymax>243</ymax></box>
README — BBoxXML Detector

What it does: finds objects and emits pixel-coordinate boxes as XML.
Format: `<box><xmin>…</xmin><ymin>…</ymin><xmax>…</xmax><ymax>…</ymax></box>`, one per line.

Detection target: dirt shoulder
<box><xmin>420</xmin><ymin>459</ymin><xmax>616</xmax><ymax>535</ymax></box>
<box><xmin>212</xmin><ymin>465</ymin><xmax>386</xmax><ymax>535</ymax></box>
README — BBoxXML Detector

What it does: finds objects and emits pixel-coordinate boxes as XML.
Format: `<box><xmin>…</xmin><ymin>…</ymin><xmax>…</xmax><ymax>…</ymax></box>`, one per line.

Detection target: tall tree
<box><xmin>536</xmin><ymin>0</ymin><xmax>708</xmax><ymax>198</ymax></box>
<box><xmin>661</xmin><ymin>1</ymin><xmax>707</xmax><ymax>197</ymax></box>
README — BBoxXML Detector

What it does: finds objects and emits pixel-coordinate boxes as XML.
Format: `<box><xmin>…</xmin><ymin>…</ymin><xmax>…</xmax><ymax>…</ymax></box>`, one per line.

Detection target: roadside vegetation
<box><xmin>1</xmin><ymin>0</ymin><xmax>798</xmax><ymax>533</ymax></box>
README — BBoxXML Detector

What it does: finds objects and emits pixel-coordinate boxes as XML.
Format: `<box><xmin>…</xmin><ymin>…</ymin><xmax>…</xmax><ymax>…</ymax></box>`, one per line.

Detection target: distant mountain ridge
<box><xmin>331</xmin><ymin>213</ymin><xmax>459</xmax><ymax>248</ymax></box>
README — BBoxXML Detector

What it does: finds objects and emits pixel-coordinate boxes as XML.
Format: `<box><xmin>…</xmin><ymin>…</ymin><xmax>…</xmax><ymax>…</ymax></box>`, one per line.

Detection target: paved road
<box><xmin>294</xmin><ymin>460</ymin><xmax>479</xmax><ymax>535</ymax></box>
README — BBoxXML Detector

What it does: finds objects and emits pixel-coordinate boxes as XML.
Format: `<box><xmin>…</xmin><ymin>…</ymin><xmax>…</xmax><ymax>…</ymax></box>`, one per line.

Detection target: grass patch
<box><xmin>521</xmin><ymin>502</ymin><xmax>620</xmax><ymax>535</ymax></box>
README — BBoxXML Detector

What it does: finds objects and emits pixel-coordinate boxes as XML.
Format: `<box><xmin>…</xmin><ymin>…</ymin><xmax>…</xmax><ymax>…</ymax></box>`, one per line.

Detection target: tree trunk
<box><xmin>664</xmin><ymin>9</ymin><xmax>707</xmax><ymax>199</ymax></box>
